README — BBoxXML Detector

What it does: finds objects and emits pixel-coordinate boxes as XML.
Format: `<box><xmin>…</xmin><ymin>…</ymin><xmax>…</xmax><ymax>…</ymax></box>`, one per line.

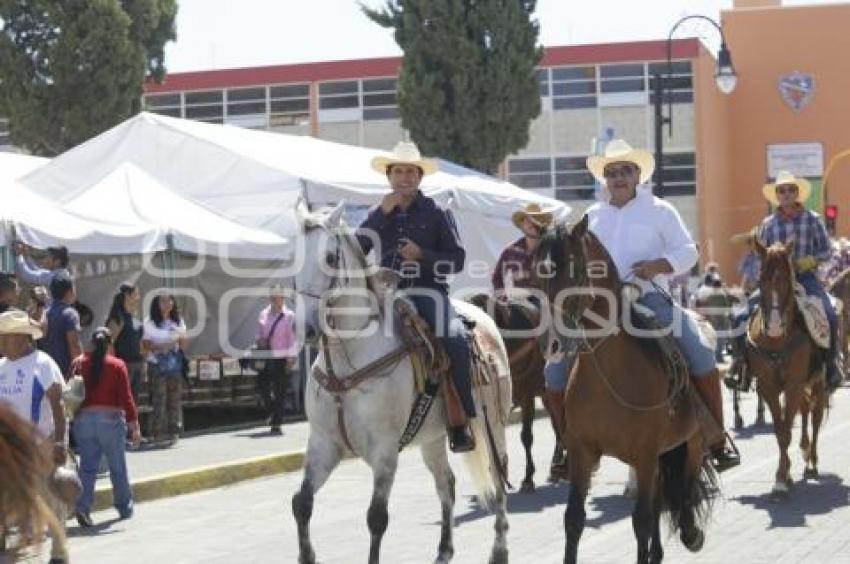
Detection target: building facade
<box><xmin>142</xmin><ymin>39</ymin><xmax>706</xmax><ymax>237</ymax></box>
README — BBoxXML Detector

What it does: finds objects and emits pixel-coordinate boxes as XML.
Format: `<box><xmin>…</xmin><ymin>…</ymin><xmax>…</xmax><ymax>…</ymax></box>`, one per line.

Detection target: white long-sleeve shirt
<box><xmin>586</xmin><ymin>186</ymin><xmax>698</xmax><ymax>294</ymax></box>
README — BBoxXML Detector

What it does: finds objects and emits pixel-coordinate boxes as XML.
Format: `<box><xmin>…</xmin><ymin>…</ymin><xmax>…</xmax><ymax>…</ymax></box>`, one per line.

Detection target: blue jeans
<box><xmin>407</xmin><ymin>291</ymin><xmax>475</xmax><ymax>417</ymax></box>
<box><xmin>74</xmin><ymin>410</ymin><xmax>133</xmax><ymax>516</ymax></box>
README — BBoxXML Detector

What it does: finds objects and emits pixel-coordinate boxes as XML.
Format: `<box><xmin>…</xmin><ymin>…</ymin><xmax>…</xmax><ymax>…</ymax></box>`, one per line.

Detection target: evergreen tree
<box><xmin>364</xmin><ymin>0</ymin><xmax>542</xmax><ymax>174</ymax></box>
<box><xmin>0</xmin><ymin>0</ymin><xmax>177</xmax><ymax>155</ymax></box>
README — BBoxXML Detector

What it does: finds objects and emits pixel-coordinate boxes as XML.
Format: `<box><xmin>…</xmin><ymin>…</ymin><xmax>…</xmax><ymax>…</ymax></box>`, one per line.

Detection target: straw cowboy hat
<box><xmin>730</xmin><ymin>227</ymin><xmax>759</xmax><ymax>245</ymax></box>
<box><xmin>370</xmin><ymin>141</ymin><xmax>438</xmax><ymax>176</ymax></box>
<box><xmin>512</xmin><ymin>203</ymin><xmax>553</xmax><ymax>230</ymax></box>
<box><xmin>762</xmin><ymin>170</ymin><xmax>811</xmax><ymax>206</ymax></box>
<box><xmin>587</xmin><ymin>139</ymin><xmax>656</xmax><ymax>184</ymax></box>
<box><xmin>0</xmin><ymin>310</ymin><xmax>43</xmax><ymax>339</ymax></box>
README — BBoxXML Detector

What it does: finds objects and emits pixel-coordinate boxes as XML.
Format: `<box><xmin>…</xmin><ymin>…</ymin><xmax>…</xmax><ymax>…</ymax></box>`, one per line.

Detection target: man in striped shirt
<box><xmin>757</xmin><ymin>171</ymin><xmax>842</xmax><ymax>392</ymax></box>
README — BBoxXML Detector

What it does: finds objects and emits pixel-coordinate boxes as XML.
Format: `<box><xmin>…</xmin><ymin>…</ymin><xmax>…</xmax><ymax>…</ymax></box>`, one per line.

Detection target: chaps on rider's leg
<box><xmin>798</xmin><ymin>271</ymin><xmax>843</xmax><ymax>392</ymax></box>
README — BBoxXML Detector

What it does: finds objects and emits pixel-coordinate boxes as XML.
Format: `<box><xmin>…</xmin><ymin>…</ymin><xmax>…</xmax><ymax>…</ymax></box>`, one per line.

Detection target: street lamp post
<box><xmin>653</xmin><ymin>15</ymin><xmax>737</xmax><ymax>198</ymax></box>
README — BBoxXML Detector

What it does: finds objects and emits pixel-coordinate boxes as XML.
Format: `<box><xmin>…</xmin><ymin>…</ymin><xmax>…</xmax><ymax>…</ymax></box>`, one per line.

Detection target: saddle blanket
<box><xmin>794</xmin><ymin>285</ymin><xmax>831</xmax><ymax>349</ymax></box>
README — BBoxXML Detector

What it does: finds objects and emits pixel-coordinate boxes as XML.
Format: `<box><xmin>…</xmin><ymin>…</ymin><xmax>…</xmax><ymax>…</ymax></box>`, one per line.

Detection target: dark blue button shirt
<box><xmin>356</xmin><ymin>191</ymin><xmax>465</xmax><ymax>293</ymax></box>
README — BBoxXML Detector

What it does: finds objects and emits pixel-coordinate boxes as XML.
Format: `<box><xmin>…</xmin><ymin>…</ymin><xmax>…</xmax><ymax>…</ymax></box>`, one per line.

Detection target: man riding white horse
<box><xmin>544</xmin><ymin>139</ymin><xmax>740</xmax><ymax>471</ymax></box>
<box><xmin>356</xmin><ymin>141</ymin><xmax>476</xmax><ymax>452</ymax></box>
<box><xmin>756</xmin><ymin>171</ymin><xmax>842</xmax><ymax>392</ymax></box>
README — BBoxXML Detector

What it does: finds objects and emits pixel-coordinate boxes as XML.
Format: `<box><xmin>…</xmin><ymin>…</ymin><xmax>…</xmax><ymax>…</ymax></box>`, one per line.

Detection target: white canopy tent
<box><xmin>21</xmin><ymin>112</ymin><xmax>571</xmax><ymax>291</ymax></box>
<box><xmin>0</xmin><ymin>153</ymin><xmax>49</xmax><ymax>253</ymax></box>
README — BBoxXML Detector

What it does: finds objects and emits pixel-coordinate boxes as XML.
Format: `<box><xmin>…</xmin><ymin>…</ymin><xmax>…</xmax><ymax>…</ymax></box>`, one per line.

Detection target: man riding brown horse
<box><xmin>545</xmin><ymin>139</ymin><xmax>739</xmax><ymax>472</ymax></box>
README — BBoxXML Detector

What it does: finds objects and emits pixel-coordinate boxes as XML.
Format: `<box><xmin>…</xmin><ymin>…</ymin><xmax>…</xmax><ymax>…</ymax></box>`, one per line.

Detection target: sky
<box><xmin>164</xmin><ymin>0</ymin><xmax>843</xmax><ymax>73</ymax></box>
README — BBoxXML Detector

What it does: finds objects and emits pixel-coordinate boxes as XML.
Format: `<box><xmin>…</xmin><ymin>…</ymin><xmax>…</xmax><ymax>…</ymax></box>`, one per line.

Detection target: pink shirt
<box><xmin>257</xmin><ymin>305</ymin><xmax>298</xmax><ymax>358</ymax></box>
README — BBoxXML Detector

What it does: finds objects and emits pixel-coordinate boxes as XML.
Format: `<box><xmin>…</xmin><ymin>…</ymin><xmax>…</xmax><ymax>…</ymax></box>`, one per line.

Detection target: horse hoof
<box><xmin>734</xmin><ymin>415</ymin><xmax>743</xmax><ymax>430</ymax></box>
<box><xmin>623</xmin><ymin>485</ymin><xmax>638</xmax><ymax>500</ymax></box>
<box><xmin>434</xmin><ymin>553</ymin><xmax>453</xmax><ymax>564</ymax></box>
<box><xmin>488</xmin><ymin>546</ymin><xmax>508</xmax><ymax>564</ymax></box>
<box><xmin>804</xmin><ymin>467</ymin><xmax>819</xmax><ymax>480</ymax></box>
<box><xmin>771</xmin><ymin>481</ymin><xmax>790</xmax><ymax>498</ymax></box>
<box><xmin>520</xmin><ymin>479</ymin><xmax>535</xmax><ymax>493</ymax></box>
<box><xmin>755</xmin><ymin>416</ymin><xmax>766</xmax><ymax>426</ymax></box>
<box><xmin>298</xmin><ymin>549</ymin><xmax>316</xmax><ymax>564</ymax></box>
<box><xmin>681</xmin><ymin>527</ymin><xmax>705</xmax><ymax>552</ymax></box>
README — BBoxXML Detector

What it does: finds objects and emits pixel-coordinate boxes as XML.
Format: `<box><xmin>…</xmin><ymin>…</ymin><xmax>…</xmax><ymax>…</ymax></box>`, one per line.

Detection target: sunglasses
<box><xmin>775</xmin><ymin>185</ymin><xmax>799</xmax><ymax>195</ymax></box>
<box><xmin>603</xmin><ymin>166</ymin><xmax>637</xmax><ymax>179</ymax></box>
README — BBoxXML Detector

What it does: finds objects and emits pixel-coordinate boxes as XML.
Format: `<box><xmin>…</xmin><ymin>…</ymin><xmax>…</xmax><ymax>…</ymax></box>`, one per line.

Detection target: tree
<box><xmin>364</xmin><ymin>0</ymin><xmax>542</xmax><ymax>174</ymax></box>
<box><xmin>0</xmin><ymin>0</ymin><xmax>177</xmax><ymax>155</ymax></box>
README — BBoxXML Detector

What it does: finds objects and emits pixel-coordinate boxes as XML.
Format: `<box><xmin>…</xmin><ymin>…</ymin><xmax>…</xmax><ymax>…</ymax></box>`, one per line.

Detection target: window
<box><xmin>144</xmin><ymin>93</ymin><xmax>182</xmax><ymax>118</ymax></box>
<box><xmin>319</xmin><ymin>80</ymin><xmax>359</xmax><ymax>110</ymax></box>
<box><xmin>599</xmin><ymin>63</ymin><xmax>645</xmax><ymax>94</ymax></box>
<box><xmin>508</xmin><ymin>157</ymin><xmax>552</xmax><ymax>189</ymax></box>
<box><xmin>184</xmin><ymin>90</ymin><xmax>223</xmax><ymax>123</ymax></box>
<box><xmin>269</xmin><ymin>83</ymin><xmax>310</xmax><ymax>126</ymax></box>
<box><xmin>225</xmin><ymin>87</ymin><xmax>265</xmax><ymax>115</ymax></box>
<box><xmin>551</xmin><ymin>66</ymin><xmax>597</xmax><ymax>110</ymax></box>
<box><xmin>652</xmin><ymin>151</ymin><xmax>696</xmax><ymax>195</ymax></box>
<box><xmin>362</xmin><ymin>77</ymin><xmax>398</xmax><ymax>120</ymax></box>
<box><xmin>648</xmin><ymin>61</ymin><xmax>693</xmax><ymax>104</ymax></box>
<box><xmin>555</xmin><ymin>156</ymin><xmax>596</xmax><ymax>201</ymax></box>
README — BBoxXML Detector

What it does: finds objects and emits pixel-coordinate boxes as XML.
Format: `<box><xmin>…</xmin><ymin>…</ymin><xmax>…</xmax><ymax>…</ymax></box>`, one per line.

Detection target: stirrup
<box><xmin>449</xmin><ymin>425</ymin><xmax>476</xmax><ymax>453</ymax></box>
<box><xmin>709</xmin><ymin>432</ymin><xmax>741</xmax><ymax>473</ymax></box>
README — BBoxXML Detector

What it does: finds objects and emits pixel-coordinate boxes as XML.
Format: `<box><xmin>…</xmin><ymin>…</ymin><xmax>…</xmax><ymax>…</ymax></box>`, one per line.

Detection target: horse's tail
<box><xmin>658</xmin><ymin>439</ymin><xmax>720</xmax><ymax>536</ymax></box>
<box><xmin>462</xmin><ymin>406</ymin><xmax>507</xmax><ymax>510</ymax></box>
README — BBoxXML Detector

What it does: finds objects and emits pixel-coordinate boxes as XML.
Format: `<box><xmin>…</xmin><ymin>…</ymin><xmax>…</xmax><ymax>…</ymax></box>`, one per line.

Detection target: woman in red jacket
<box><xmin>73</xmin><ymin>327</ymin><xmax>140</xmax><ymax>528</ymax></box>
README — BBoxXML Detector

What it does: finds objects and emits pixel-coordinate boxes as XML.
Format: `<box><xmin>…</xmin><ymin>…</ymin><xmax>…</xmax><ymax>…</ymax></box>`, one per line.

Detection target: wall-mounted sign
<box><xmin>778</xmin><ymin>71</ymin><xmax>815</xmax><ymax>112</ymax></box>
<box><xmin>767</xmin><ymin>142</ymin><xmax>823</xmax><ymax>178</ymax></box>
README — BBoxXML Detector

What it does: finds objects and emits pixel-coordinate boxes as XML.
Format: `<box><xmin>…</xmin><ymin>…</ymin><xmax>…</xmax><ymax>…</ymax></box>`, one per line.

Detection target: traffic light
<box><xmin>825</xmin><ymin>204</ymin><xmax>838</xmax><ymax>235</ymax></box>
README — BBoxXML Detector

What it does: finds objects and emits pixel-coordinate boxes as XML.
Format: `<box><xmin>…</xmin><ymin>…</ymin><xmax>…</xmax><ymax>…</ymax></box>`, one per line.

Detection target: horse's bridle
<box><xmin>758</xmin><ymin>253</ymin><xmax>796</xmax><ymax>338</ymax></box>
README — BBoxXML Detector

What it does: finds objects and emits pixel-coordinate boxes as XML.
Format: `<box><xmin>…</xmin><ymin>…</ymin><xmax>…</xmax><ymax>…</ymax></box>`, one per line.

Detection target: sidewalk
<box><xmin>91</xmin><ymin>420</ymin><xmax>311</xmax><ymax>512</ymax></box>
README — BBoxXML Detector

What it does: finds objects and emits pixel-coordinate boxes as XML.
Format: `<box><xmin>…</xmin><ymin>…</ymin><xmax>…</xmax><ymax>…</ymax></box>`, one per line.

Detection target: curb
<box><xmin>91</xmin><ymin>407</ymin><xmax>549</xmax><ymax>512</ymax></box>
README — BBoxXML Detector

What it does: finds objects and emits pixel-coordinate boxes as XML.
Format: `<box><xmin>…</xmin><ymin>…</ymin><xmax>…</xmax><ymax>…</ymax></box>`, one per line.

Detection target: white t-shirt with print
<box><xmin>143</xmin><ymin>318</ymin><xmax>187</xmax><ymax>362</ymax></box>
<box><xmin>0</xmin><ymin>350</ymin><xmax>64</xmax><ymax>439</ymax></box>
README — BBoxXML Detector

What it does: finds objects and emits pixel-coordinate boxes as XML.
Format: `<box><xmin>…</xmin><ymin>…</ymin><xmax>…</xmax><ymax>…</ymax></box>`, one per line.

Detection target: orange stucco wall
<box><xmin>696</xmin><ymin>3</ymin><xmax>850</xmax><ymax>281</ymax></box>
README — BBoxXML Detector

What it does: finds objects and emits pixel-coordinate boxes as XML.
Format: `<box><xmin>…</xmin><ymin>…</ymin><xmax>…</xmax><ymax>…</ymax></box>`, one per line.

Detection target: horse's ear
<box><xmin>372</xmin><ymin>267</ymin><xmax>401</xmax><ymax>299</ymax></box>
<box><xmin>754</xmin><ymin>237</ymin><xmax>767</xmax><ymax>258</ymax></box>
<box><xmin>571</xmin><ymin>214</ymin><xmax>589</xmax><ymax>238</ymax></box>
<box><xmin>785</xmin><ymin>239</ymin><xmax>795</xmax><ymax>257</ymax></box>
<box><xmin>326</xmin><ymin>200</ymin><xmax>346</xmax><ymax>228</ymax></box>
<box><xmin>294</xmin><ymin>197</ymin><xmax>309</xmax><ymax>226</ymax></box>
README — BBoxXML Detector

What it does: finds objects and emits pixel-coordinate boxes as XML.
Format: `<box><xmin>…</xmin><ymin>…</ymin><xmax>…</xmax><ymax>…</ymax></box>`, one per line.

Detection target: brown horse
<box><xmin>0</xmin><ymin>406</ymin><xmax>63</xmax><ymax>560</ymax></box>
<box><xmin>747</xmin><ymin>240</ymin><xmax>828</xmax><ymax>496</ymax></box>
<box><xmin>536</xmin><ymin>216</ymin><xmax>718</xmax><ymax>564</ymax></box>
<box><xmin>827</xmin><ymin>266</ymin><xmax>850</xmax><ymax>375</ymax></box>
<box><xmin>469</xmin><ymin>292</ymin><xmax>567</xmax><ymax>492</ymax></box>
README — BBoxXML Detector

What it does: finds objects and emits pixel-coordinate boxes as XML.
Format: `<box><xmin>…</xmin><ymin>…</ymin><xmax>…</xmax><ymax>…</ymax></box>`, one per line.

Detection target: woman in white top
<box><xmin>142</xmin><ymin>294</ymin><xmax>187</xmax><ymax>446</ymax></box>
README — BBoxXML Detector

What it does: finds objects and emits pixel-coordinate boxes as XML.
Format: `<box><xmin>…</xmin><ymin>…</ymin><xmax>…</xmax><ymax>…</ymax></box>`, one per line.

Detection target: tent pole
<box><xmin>165</xmin><ymin>233</ymin><xmax>176</xmax><ymax>291</ymax></box>
<box><xmin>0</xmin><ymin>221</ymin><xmax>9</xmax><ymax>273</ymax></box>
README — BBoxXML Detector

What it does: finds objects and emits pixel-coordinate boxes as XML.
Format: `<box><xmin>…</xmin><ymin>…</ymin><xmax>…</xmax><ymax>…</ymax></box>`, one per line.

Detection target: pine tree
<box><xmin>0</xmin><ymin>0</ymin><xmax>177</xmax><ymax>155</ymax></box>
<box><xmin>364</xmin><ymin>0</ymin><xmax>542</xmax><ymax>174</ymax></box>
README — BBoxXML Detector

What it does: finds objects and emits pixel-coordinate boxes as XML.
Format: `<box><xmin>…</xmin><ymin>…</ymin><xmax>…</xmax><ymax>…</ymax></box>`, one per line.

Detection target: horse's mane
<box><xmin>0</xmin><ymin>406</ymin><xmax>60</xmax><ymax>557</ymax></box>
<box><xmin>536</xmin><ymin>220</ymin><xmax>621</xmax><ymax>290</ymax></box>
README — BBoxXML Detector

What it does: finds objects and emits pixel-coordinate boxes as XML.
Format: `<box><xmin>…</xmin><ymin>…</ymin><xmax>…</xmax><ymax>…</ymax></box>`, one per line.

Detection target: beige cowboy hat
<box><xmin>512</xmin><ymin>203</ymin><xmax>553</xmax><ymax>230</ymax></box>
<box><xmin>370</xmin><ymin>141</ymin><xmax>438</xmax><ymax>176</ymax></box>
<box><xmin>0</xmin><ymin>310</ymin><xmax>43</xmax><ymax>339</ymax></box>
<box><xmin>587</xmin><ymin>139</ymin><xmax>656</xmax><ymax>184</ymax></box>
<box><xmin>762</xmin><ymin>170</ymin><xmax>811</xmax><ymax>206</ymax></box>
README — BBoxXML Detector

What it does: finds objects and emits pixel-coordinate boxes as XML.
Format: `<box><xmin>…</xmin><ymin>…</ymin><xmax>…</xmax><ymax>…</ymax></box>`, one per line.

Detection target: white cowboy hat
<box><xmin>0</xmin><ymin>310</ymin><xmax>43</xmax><ymax>339</ymax></box>
<box><xmin>762</xmin><ymin>170</ymin><xmax>812</xmax><ymax>206</ymax></box>
<box><xmin>587</xmin><ymin>139</ymin><xmax>656</xmax><ymax>184</ymax></box>
<box><xmin>511</xmin><ymin>203</ymin><xmax>553</xmax><ymax>230</ymax></box>
<box><xmin>370</xmin><ymin>141</ymin><xmax>438</xmax><ymax>176</ymax></box>
<box><xmin>730</xmin><ymin>227</ymin><xmax>758</xmax><ymax>245</ymax></box>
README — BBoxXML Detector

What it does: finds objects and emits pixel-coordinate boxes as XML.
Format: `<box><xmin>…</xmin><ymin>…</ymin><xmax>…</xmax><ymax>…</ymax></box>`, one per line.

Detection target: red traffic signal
<box><xmin>825</xmin><ymin>205</ymin><xmax>838</xmax><ymax>220</ymax></box>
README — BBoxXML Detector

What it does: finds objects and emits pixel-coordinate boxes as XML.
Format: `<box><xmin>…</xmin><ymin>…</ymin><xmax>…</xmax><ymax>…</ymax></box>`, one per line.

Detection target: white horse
<box><xmin>290</xmin><ymin>200</ymin><xmax>511</xmax><ymax>564</ymax></box>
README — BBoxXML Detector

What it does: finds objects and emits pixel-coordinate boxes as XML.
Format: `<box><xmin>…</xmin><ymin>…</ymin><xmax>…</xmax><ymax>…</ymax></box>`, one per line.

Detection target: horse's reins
<box><xmin>297</xmin><ymin>229</ymin><xmax>415</xmax><ymax>454</ymax></box>
<box><xmin>549</xmin><ymin>233</ymin><xmax>688</xmax><ymax>412</ymax></box>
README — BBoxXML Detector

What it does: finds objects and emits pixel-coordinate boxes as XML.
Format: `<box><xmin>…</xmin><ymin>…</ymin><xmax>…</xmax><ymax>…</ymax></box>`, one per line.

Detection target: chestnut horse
<box><xmin>469</xmin><ymin>292</ymin><xmax>567</xmax><ymax>491</ymax></box>
<box><xmin>747</xmin><ymin>240</ymin><xmax>828</xmax><ymax>496</ymax></box>
<box><xmin>536</xmin><ymin>216</ymin><xmax>718</xmax><ymax>564</ymax></box>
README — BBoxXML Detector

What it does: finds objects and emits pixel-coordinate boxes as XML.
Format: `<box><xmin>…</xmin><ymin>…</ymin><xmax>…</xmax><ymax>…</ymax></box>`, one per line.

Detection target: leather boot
<box><xmin>544</xmin><ymin>388</ymin><xmax>568</xmax><ymax>480</ymax></box>
<box><xmin>449</xmin><ymin>425</ymin><xmax>476</xmax><ymax>453</ymax></box>
<box><xmin>693</xmin><ymin>369</ymin><xmax>740</xmax><ymax>472</ymax></box>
